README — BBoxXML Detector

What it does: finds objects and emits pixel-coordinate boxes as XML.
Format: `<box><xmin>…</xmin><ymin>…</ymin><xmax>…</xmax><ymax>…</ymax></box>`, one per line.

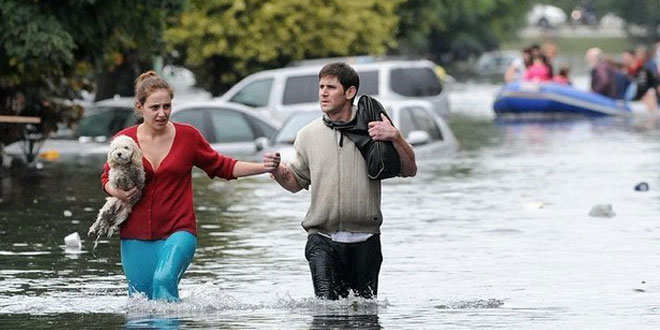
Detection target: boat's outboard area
<box><xmin>494</xmin><ymin>81</ymin><xmax>632</xmax><ymax>119</ymax></box>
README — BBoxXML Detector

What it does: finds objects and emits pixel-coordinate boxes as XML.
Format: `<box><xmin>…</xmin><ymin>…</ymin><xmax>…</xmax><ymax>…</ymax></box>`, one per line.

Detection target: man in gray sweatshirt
<box><xmin>268</xmin><ymin>62</ymin><xmax>417</xmax><ymax>300</ymax></box>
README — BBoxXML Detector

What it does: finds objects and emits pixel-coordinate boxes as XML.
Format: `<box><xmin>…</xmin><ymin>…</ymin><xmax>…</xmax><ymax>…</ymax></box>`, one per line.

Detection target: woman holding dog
<box><xmin>101</xmin><ymin>71</ymin><xmax>281</xmax><ymax>302</ymax></box>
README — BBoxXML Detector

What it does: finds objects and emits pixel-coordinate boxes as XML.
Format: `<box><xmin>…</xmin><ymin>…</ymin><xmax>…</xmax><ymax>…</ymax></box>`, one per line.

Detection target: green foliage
<box><xmin>539</xmin><ymin>0</ymin><xmax>660</xmax><ymax>42</ymax></box>
<box><xmin>165</xmin><ymin>0</ymin><xmax>401</xmax><ymax>96</ymax></box>
<box><xmin>396</xmin><ymin>0</ymin><xmax>533</xmax><ymax>63</ymax></box>
<box><xmin>603</xmin><ymin>0</ymin><xmax>660</xmax><ymax>42</ymax></box>
<box><xmin>0</xmin><ymin>0</ymin><xmax>183</xmax><ymax>148</ymax></box>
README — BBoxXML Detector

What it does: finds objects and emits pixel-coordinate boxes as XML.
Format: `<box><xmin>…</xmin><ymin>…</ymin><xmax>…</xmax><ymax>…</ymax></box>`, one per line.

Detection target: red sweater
<box><xmin>101</xmin><ymin>123</ymin><xmax>237</xmax><ymax>240</ymax></box>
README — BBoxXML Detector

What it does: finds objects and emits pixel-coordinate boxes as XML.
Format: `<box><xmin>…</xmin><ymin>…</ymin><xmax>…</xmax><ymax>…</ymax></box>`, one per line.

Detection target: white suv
<box><xmin>220</xmin><ymin>59</ymin><xmax>450</xmax><ymax>123</ymax></box>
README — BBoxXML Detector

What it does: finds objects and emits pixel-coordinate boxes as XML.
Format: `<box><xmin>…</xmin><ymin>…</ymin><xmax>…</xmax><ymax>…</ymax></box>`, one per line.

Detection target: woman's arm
<box><xmin>232</xmin><ymin>152</ymin><xmax>281</xmax><ymax>178</ymax></box>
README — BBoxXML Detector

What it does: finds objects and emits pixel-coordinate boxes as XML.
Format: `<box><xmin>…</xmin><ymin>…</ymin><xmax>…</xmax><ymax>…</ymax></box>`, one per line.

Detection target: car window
<box><xmin>397</xmin><ymin>108</ymin><xmax>416</xmax><ymax>139</ymax></box>
<box><xmin>171</xmin><ymin>109</ymin><xmax>213</xmax><ymax>140</ymax></box>
<box><xmin>229</xmin><ymin>78</ymin><xmax>273</xmax><ymax>107</ymax></box>
<box><xmin>390</xmin><ymin>67</ymin><xmax>443</xmax><ymax>97</ymax></box>
<box><xmin>75</xmin><ymin>107</ymin><xmax>132</xmax><ymax>137</ymax></box>
<box><xmin>209</xmin><ymin>109</ymin><xmax>255</xmax><ymax>143</ymax></box>
<box><xmin>283</xmin><ymin>75</ymin><xmax>318</xmax><ymax>105</ymax></box>
<box><xmin>274</xmin><ymin>112</ymin><xmax>320</xmax><ymax>144</ymax></box>
<box><xmin>409</xmin><ymin>107</ymin><xmax>443</xmax><ymax>141</ymax></box>
<box><xmin>358</xmin><ymin>70</ymin><xmax>379</xmax><ymax>96</ymax></box>
<box><xmin>283</xmin><ymin>71</ymin><xmax>378</xmax><ymax>105</ymax></box>
<box><xmin>249</xmin><ymin>117</ymin><xmax>276</xmax><ymax>139</ymax></box>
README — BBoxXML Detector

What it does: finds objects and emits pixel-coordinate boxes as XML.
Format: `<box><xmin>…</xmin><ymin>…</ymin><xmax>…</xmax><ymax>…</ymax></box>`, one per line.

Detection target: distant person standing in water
<box><xmin>270</xmin><ymin>62</ymin><xmax>417</xmax><ymax>300</ymax></box>
<box><xmin>101</xmin><ymin>71</ymin><xmax>281</xmax><ymax>301</ymax></box>
<box><xmin>622</xmin><ymin>48</ymin><xmax>658</xmax><ymax>113</ymax></box>
<box><xmin>553</xmin><ymin>66</ymin><xmax>571</xmax><ymax>85</ymax></box>
<box><xmin>504</xmin><ymin>47</ymin><xmax>532</xmax><ymax>82</ymax></box>
<box><xmin>585</xmin><ymin>47</ymin><xmax>617</xmax><ymax>98</ymax></box>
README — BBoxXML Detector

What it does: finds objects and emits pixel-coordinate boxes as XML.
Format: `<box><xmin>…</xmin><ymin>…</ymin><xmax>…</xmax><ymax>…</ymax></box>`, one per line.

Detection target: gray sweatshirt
<box><xmin>288</xmin><ymin>115</ymin><xmax>382</xmax><ymax>235</ymax></box>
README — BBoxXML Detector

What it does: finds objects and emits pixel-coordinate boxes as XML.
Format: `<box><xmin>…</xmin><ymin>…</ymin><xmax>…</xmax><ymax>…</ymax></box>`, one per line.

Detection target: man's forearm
<box><xmin>271</xmin><ymin>164</ymin><xmax>303</xmax><ymax>193</ymax></box>
<box><xmin>392</xmin><ymin>136</ymin><xmax>417</xmax><ymax>177</ymax></box>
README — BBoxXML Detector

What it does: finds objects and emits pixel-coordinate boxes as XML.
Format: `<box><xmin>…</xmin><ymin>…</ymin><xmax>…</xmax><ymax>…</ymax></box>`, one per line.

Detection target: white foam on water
<box><xmin>0</xmin><ymin>284</ymin><xmax>391</xmax><ymax>318</ymax></box>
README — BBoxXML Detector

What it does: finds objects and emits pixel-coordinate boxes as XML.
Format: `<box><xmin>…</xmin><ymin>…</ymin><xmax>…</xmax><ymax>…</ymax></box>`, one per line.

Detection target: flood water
<box><xmin>2</xmin><ymin>81</ymin><xmax>660</xmax><ymax>329</ymax></box>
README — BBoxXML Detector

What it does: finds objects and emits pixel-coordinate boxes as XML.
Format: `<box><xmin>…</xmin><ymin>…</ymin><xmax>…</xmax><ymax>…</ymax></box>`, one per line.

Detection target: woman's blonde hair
<box><xmin>134</xmin><ymin>70</ymin><xmax>174</xmax><ymax>117</ymax></box>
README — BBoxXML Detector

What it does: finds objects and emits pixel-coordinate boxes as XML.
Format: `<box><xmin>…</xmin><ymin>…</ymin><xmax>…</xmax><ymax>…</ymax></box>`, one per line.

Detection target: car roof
<box><xmin>92</xmin><ymin>96</ymin><xmax>135</xmax><ymax>108</ymax></box>
<box><xmin>173</xmin><ymin>100</ymin><xmax>257</xmax><ymax>114</ymax></box>
<box><xmin>172</xmin><ymin>100</ymin><xmax>279</xmax><ymax>126</ymax></box>
<box><xmin>240</xmin><ymin>59</ymin><xmax>437</xmax><ymax>79</ymax></box>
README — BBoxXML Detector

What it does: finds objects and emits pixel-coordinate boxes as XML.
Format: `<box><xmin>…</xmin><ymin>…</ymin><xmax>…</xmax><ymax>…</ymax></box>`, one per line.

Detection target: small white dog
<box><xmin>88</xmin><ymin>135</ymin><xmax>145</xmax><ymax>245</ymax></box>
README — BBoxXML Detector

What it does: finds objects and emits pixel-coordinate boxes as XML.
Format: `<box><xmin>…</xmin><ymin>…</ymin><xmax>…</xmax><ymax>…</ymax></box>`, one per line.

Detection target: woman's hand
<box><xmin>106</xmin><ymin>183</ymin><xmax>138</xmax><ymax>203</ymax></box>
<box><xmin>263</xmin><ymin>152</ymin><xmax>281</xmax><ymax>173</ymax></box>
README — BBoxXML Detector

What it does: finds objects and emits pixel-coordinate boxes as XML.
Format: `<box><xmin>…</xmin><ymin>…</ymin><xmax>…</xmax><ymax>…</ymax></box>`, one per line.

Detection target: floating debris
<box><xmin>64</xmin><ymin>232</ymin><xmax>82</xmax><ymax>250</ymax></box>
<box><xmin>588</xmin><ymin>204</ymin><xmax>615</xmax><ymax>218</ymax></box>
<box><xmin>435</xmin><ymin>298</ymin><xmax>504</xmax><ymax>309</ymax></box>
<box><xmin>524</xmin><ymin>201</ymin><xmax>544</xmax><ymax>210</ymax></box>
<box><xmin>634</xmin><ymin>182</ymin><xmax>649</xmax><ymax>192</ymax></box>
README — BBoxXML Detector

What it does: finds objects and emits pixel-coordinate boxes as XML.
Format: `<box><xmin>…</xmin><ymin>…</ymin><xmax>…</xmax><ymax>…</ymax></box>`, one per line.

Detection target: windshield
<box><xmin>282</xmin><ymin>71</ymin><xmax>380</xmax><ymax>105</ymax></box>
<box><xmin>273</xmin><ymin>112</ymin><xmax>321</xmax><ymax>144</ymax></box>
<box><xmin>390</xmin><ymin>67</ymin><xmax>443</xmax><ymax>97</ymax></box>
<box><xmin>75</xmin><ymin>106</ymin><xmax>135</xmax><ymax>138</ymax></box>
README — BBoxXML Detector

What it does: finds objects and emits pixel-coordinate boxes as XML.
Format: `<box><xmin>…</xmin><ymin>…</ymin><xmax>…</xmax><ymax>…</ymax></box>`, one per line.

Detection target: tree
<box><xmin>0</xmin><ymin>0</ymin><xmax>183</xmax><ymax>149</ymax></box>
<box><xmin>165</xmin><ymin>0</ymin><xmax>401</xmax><ymax>96</ymax></box>
<box><xmin>395</xmin><ymin>0</ymin><xmax>532</xmax><ymax>63</ymax></box>
<box><xmin>539</xmin><ymin>0</ymin><xmax>660</xmax><ymax>42</ymax></box>
<box><xmin>604</xmin><ymin>0</ymin><xmax>660</xmax><ymax>42</ymax></box>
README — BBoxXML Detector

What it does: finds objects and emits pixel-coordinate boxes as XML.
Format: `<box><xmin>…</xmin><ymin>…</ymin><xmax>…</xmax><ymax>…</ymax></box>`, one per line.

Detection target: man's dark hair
<box><xmin>319</xmin><ymin>62</ymin><xmax>360</xmax><ymax>97</ymax></box>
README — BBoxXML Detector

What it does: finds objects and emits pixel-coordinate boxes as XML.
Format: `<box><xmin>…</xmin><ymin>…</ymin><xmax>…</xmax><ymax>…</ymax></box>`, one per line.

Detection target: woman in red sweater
<box><xmin>101</xmin><ymin>71</ymin><xmax>281</xmax><ymax>301</ymax></box>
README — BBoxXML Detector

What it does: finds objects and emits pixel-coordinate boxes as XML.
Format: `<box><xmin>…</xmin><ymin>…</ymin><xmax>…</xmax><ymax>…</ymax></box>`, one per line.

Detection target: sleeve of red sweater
<box><xmin>101</xmin><ymin>162</ymin><xmax>110</xmax><ymax>193</ymax></box>
<box><xmin>192</xmin><ymin>128</ymin><xmax>237</xmax><ymax>180</ymax></box>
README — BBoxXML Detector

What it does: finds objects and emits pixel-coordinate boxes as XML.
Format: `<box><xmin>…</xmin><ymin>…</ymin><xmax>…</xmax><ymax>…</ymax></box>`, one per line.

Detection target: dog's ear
<box><xmin>107</xmin><ymin>136</ymin><xmax>122</xmax><ymax>167</ymax></box>
<box><xmin>130</xmin><ymin>140</ymin><xmax>143</xmax><ymax>167</ymax></box>
<box><xmin>107</xmin><ymin>148</ymin><xmax>117</xmax><ymax>167</ymax></box>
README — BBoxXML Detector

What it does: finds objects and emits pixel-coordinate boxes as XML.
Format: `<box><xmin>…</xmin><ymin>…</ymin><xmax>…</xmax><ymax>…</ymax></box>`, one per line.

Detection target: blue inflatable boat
<box><xmin>493</xmin><ymin>81</ymin><xmax>632</xmax><ymax>119</ymax></box>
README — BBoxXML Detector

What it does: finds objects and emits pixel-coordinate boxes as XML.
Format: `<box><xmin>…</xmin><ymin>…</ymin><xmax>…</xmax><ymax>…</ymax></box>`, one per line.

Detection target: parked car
<box><xmin>270</xmin><ymin>99</ymin><xmax>458</xmax><ymax>163</ymax></box>
<box><xmin>4</xmin><ymin>97</ymin><xmax>136</xmax><ymax>163</ymax></box>
<box><xmin>4</xmin><ymin>98</ymin><xmax>277</xmax><ymax>162</ymax></box>
<box><xmin>220</xmin><ymin>58</ymin><xmax>450</xmax><ymax>122</ymax></box>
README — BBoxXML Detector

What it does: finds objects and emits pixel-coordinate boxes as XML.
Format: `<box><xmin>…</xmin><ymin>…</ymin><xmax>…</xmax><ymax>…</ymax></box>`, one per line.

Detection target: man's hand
<box><xmin>263</xmin><ymin>152</ymin><xmax>281</xmax><ymax>173</ymax></box>
<box><xmin>369</xmin><ymin>113</ymin><xmax>418</xmax><ymax>177</ymax></box>
<box><xmin>368</xmin><ymin>113</ymin><xmax>401</xmax><ymax>142</ymax></box>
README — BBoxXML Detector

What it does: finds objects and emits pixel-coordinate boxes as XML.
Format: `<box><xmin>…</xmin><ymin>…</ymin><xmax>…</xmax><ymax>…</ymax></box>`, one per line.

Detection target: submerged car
<box><xmin>4</xmin><ymin>97</ymin><xmax>136</xmax><ymax>163</ymax></box>
<box><xmin>270</xmin><ymin>99</ymin><xmax>457</xmax><ymax>162</ymax></box>
<box><xmin>170</xmin><ymin>101</ymin><xmax>277</xmax><ymax>159</ymax></box>
<box><xmin>4</xmin><ymin>98</ymin><xmax>277</xmax><ymax>163</ymax></box>
<box><xmin>220</xmin><ymin>58</ymin><xmax>450</xmax><ymax>122</ymax></box>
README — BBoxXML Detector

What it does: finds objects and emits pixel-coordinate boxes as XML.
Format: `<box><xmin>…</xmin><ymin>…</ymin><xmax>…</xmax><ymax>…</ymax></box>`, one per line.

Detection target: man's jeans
<box><xmin>304</xmin><ymin>233</ymin><xmax>382</xmax><ymax>300</ymax></box>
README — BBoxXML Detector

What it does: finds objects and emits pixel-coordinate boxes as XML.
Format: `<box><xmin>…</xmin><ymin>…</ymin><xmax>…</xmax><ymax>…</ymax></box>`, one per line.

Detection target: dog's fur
<box><xmin>88</xmin><ymin>135</ymin><xmax>145</xmax><ymax>244</ymax></box>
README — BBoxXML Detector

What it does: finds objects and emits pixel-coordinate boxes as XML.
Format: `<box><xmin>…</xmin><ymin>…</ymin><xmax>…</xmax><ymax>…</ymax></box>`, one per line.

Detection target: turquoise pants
<box><xmin>120</xmin><ymin>231</ymin><xmax>197</xmax><ymax>302</ymax></box>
